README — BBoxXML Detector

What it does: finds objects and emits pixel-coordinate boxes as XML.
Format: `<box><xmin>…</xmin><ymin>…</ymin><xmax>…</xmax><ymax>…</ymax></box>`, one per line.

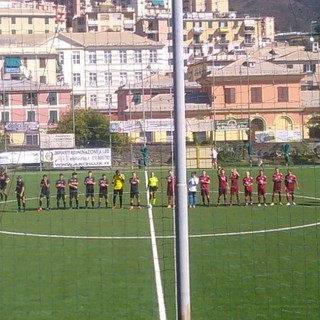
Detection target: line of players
<box><xmin>188</xmin><ymin>167</ymin><xmax>299</xmax><ymax>207</ymax></box>
<box><xmin>11</xmin><ymin>169</ymin><xmax>162</xmax><ymax>212</ymax></box>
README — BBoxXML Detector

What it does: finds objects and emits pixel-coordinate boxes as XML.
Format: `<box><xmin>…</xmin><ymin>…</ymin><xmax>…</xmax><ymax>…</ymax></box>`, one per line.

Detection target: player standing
<box><xmin>229</xmin><ymin>168</ymin><xmax>240</xmax><ymax>206</ymax></box>
<box><xmin>84</xmin><ymin>170</ymin><xmax>95</xmax><ymax>208</ymax></box>
<box><xmin>285</xmin><ymin>169</ymin><xmax>299</xmax><ymax>206</ymax></box>
<box><xmin>256</xmin><ymin>170</ymin><xmax>267</xmax><ymax>206</ymax></box>
<box><xmin>211</xmin><ymin>146</ymin><xmax>218</xmax><ymax>169</ymax></box>
<box><xmin>188</xmin><ymin>171</ymin><xmax>199</xmax><ymax>208</ymax></box>
<box><xmin>98</xmin><ymin>173</ymin><xmax>109</xmax><ymax>208</ymax></box>
<box><xmin>38</xmin><ymin>174</ymin><xmax>50</xmax><ymax>211</ymax></box>
<box><xmin>68</xmin><ymin>172</ymin><xmax>79</xmax><ymax>209</ymax></box>
<box><xmin>56</xmin><ymin>173</ymin><xmax>66</xmax><ymax>209</ymax></box>
<box><xmin>243</xmin><ymin>171</ymin><xmax>253</xmax><ymax>206</ymax></box>
<box><xmin>112</xmin><ymin>170</ymin><xmax>125</xmax><ymax>208</ymax></box>
<box><xmin>16</xmin><ymin>175</ymin><xmax>26</xmax><ymax>212</ymax></box>
<box><xmin>0</xmin><ymin>167</ymin><xmax>10</xmax><ymax>201</ymax></box>
<box><xmin>199</xmin><ymin>170</ymin><xmax>210</xmax><ymax>206</ymax></box>
<box><xmin>217</xmin><ymin>167</ymin><xmax>229</xmax><ymax>206</ymax></box>
<box><xmin>148</xmin><ymin>171</ymin><xmax>159</xmax><ymax>206</ymax></box>
<box><xmin>129</xmin><ymin>172</ymin><xmax>141</xmax><ymax>210</ymax></box>
<box><xmin>271</xmin><ymin>167</ymin><xmax>283</xmax><ymax>206</ymax></box>
<box><xmin>166</xmin><ymin>170</ymin><xmax>174</xmax><ymax>208</ymax></box>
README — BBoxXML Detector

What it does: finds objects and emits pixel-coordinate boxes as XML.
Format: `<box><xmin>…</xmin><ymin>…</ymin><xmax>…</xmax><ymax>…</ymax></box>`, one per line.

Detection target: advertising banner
<box><xmin>215</xmin><ymin>119</ymin><xmax>250</xmax><ymax>131</ymax></box>
<box><xmin>5</xmin><ymin>122</ymin><xmax>39</xmax><ymax>132</ymax></box>
<box><xmin>255</xmin><ymin>130</ymin><xmax>302</xmax><ymax>143</ymax></box>
<box><xmin>40</xmin><ymin>134</ymin><xmax>75</xmax><ymax>149</ymax></box>
<box><xmin>0</xmin><ymin>151</ymin><xmax>40</xmax><ymax>165</ymax></box>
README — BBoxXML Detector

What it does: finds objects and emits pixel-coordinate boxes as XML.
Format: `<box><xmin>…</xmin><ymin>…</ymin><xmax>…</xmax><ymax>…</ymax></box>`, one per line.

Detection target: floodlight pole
<box><xmin>172</xmin><ymin>1</ymin><xmax>191</xmax><ymax>319</ymax></box>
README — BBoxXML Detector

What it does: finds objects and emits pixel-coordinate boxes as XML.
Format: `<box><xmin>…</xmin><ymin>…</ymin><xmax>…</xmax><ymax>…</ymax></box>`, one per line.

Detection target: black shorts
<box><xmin>114</xmin><ymin>189</ymin><xmax>123</xmax><ymax>196</ymax></box>
<box><xmin>57</xmin><ymin>190</ymin><xmax>65</xmax><ymax>200</ymax></box>
<box><xmin>130</xmin><ymin>191</ymin><xmax>139</xmax><ymax>198</ymax></box>
<box><xmin>99</xmin><ymin>189</ymin><xmax>108</xmax><ymax>198</ymax></box>
<box><xmin>70</xmin><ymin>190</ymin><xmax>78</xmax><ymax>199</ymax></box>
<box><xmin>149</xmin><ymin>186</ymin><xmax>157</xmax><ymax>193</ymax></box>
<box><xmin>40</xmin><ymin>191</ymin><xmax>50</xmax><ymax>198</ymax></box>
<box><xmin>86</xmin><ymin>189</ymin><xmax>95</xmax><ymax>198</ymax></box>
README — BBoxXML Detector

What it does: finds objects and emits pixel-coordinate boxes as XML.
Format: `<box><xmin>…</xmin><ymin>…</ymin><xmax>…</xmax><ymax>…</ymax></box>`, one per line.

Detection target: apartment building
<box><xmin>55</xmin><ymin>32</ymin><xmax>164</xmax><ymax>114</ymax></box>
<box><xmin>0</xmin><ymin>1</ymin><xmax>66</xmax><ymax>34</ymax></box>
<box><xmin>136</xmin><ymin>11</ymin><xmax>275</xmax><ymax>74</ymax></box>
<box><xmin>183</xmin><ymin>0</ymin><xmax>229</xmax><ymax>13</ymax></box>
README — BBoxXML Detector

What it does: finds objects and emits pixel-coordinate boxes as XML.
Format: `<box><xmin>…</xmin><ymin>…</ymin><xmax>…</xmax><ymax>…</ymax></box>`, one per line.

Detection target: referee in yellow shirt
<box><xmin>148</xmin><ymin>171</ymin><xmax>159</xmax><ymax>206</ymax></box>
<box><xmin>112</xmin><ymin>170</ymin><xmax>125</xmax><ymax>208</ymax></box>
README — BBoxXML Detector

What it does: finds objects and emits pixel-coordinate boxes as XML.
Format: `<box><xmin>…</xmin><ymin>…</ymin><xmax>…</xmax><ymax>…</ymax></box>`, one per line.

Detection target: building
<box><xmin>55</xmin><ymin>32</ymin><xmax>164</xmax><ymax>114</ymax></box>
<box><xmin>0</xmin><ymin>0</ymin><xmax>66</xmax><ymax>34</ymax></box>
<box><xmin>0</xmin><ymin>79</ymin><xmax>71</xmax><ymax>147</ymax></box>
<box><xmin>183</xmin><ymin>0</ymin><xmax>229</xmax><ymax>13</ymax></box>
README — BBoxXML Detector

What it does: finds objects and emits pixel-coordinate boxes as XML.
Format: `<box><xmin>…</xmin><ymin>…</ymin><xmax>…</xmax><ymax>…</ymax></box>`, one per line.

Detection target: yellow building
<box><xmin>183</xmin><ymin>0</ymin><xmax>229</xmax><ymax>14</ymax></box>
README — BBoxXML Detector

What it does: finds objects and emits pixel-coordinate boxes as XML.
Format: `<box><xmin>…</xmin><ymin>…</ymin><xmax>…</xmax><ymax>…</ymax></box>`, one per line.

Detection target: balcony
<box><xmin>193</xmin><ymin>27</ymin><xmax>204</xmax><ymax>35</ymax></box>
<box><xmin>243</xmin><ymin>39</ymin><xmax>255</xmax><ymax>46</ymax></box>
<box><xmin>244</xmin><ymin>26</ymin><xmax>255</xmax><ymax>33</ymax></box>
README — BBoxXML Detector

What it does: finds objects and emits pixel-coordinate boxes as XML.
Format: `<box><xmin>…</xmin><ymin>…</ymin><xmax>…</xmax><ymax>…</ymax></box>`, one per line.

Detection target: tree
<box><xmin>52</xmin><ymin>108</ymin><xmax>128</xmax><ymax>148</ymax></box>
<box><xmin>307</xmin><ymin>116</ymin><xmax>320</xmax><ymax>140</ymax></box>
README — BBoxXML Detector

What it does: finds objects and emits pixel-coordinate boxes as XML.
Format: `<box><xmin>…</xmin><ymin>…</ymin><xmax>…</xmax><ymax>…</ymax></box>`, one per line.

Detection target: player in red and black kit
<box><xmin>98</xmin><ymin>174</ymin><xmax>109</xmax><ymax>208</ymax></box>
<box><xmin>271</xmin><ymin>167</ymin><xmax>283</xmax><ymax>206</ymax></box>
<box><xmin>84</xmin><ymin>170</ymin><xmax>95</xmax><ymax>208</ymax></box>
<box><xmin>166</xmin><ymin>170</ymin><xmax>174</xmax><ymax>208</ymax></box>
<box><xmin>243</xmin><ymin>171</ymin><xmax>253</xmax><ymax>206</ymax></box>
<box><xmin>129</xmin><ymin>172</ymin><xmax>141</xmax><ymax>210</ymax></box>
<box><xmin>68</xmin><ymin>172</ymin><xmax>79</xmax><ymax>209</ymax></box>
<box><xmin>56</xmin><ymin>173</ymin><xmax>66</xmax><ymax>209</ymax></box>
<box><xmin>229</xmin><ymin>168</ymin><xmax>240</xmax><ymax>206</ymax></box>
<box><xmin>199</xmin><ymin>170</ymin><xmax>210</xmax><ymax>206</ymax></box>
<box><xmin>217</xmin><ymin>167</ymin><xmax>229</xmax><ymax>206</ymax></box>
<box><xmin>0</xmin><ymin>167</ymin><xmax>10</xmax><ymax>201</ymax></box>
<box><xmin>256</xmin><ymin>170</ymin><xmax>267</xmax><ymax>206</ymax></box>
<box><xmin>16</xmin><ymin>175</ymin><xmax>26</xmax><ymax>212</ymax></box>
<box><xmin>285</xmin><ymin>169</ymin><xmax>299</xmax><ymax>206</ymax></box>
<box><xmin>38</xmin><ymin>174</ymin><xmax>50</xmax><ymax>211</ymax></box>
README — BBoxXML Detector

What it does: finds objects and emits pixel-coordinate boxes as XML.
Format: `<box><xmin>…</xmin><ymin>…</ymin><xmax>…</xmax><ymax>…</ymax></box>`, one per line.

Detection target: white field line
<box><xmin>144</xmin><ymin>170</ymin><xmax>167</xmax><ymax>320</ymax></box>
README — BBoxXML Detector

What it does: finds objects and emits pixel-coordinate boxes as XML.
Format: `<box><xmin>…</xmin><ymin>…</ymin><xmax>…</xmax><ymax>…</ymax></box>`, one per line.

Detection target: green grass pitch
<box><xmin>0</xmin><ymin>166</ymin><xmax>320</xmax><ymax>319</ymax></box>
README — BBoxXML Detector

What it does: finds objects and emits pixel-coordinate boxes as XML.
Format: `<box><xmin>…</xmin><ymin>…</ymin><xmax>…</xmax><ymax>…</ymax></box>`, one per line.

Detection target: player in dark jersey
<box><xmin>68</xmin><ymin>172</ymin><xmax>79</xmax><ymax>209</ymax></box>
<box><xmin>229</xmin><ymin>168</ymin><xmax>240</xmax><ymax>206</ymax></box>
<box><xmin>217</xmin><ymin>167</ymin><xmax>229</xmax><ymax>206</ymax></box>
<box><xmin>199</xmin><ymin>170</ymin><xmax>210</xmax><ymax>206</ymax></box>
<box><xmin>56</xmin><ymin>173</ymin><xmax>66</xmax><ymax>209</ymax></box>
<box><xmin>15</xmin><ymin>175</ymin><xmax>26</xmax><ymax>212</ymax></box>
<box><xmin>129</xmin><ymin>172</ymin><xmax>141</xmax><ymax>210</ymax></box>
<box><xmin>166</xmin><ymin>170</ymin><xmax>174</xmax><ymax>208</ymax></box>
<box><xmin>285</xmin><ymin>169</ymin><xmax>299</xmax><ymax>205</ymax></box>
<box><xmin>98</xmin><ymin>173</ymin><xmax>109</xmax><ymax>208</ymax></box>
<box><xmin>84</xmin><ymin>170</ymin><xmax>95</xmax><ymax>208</ymax></box>
<box><xmin>0</xmin><ymin>167</ymin><xmax>10</xmax><ymax>201</ymax></box>
<box><xmin>38</xmin><ymin>174</ymin><xmax>50</xmax><ymax>211</ymax></box>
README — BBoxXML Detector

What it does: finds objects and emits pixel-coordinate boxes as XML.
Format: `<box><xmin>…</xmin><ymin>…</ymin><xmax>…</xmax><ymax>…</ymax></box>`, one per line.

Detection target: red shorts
<box><xmin>201</xmin><ymin>189</ymin><xmax>210</xmax><ymax>197</ymax></box>
<box><xmin>230</xmin><ymin>187</ymin><xmax>239</xmax><ymax>195</ymax></box>
<box><xmin>258</xmin><ymin>187</ymin><xmax>266</xmax><ymax>196</ymax></box>
<box><xmin>285</xmin><ymin>187</ymin><xmax>294</xmax><ymax>194</ymax></box>
<box><xmin>167</xmin><ymin>187</ymin><xmax>173</xmax><ymax>197</ymax></box>
<box><xmin>245</xmin><ymin>189</ymin><xmax>252</xmax><ymax>197</ymax></box>
<box><xmin>219</xmin><ymin>187</ymin><xmax>227</xmax><ymax>195</ymax></box>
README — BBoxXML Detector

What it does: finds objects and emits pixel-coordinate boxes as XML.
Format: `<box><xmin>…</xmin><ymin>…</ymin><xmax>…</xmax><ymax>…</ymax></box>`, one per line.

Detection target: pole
<box><xmin>172</xmin><ymin>1</ymin><xmax>190</xmax><ymax>319</ymax></box>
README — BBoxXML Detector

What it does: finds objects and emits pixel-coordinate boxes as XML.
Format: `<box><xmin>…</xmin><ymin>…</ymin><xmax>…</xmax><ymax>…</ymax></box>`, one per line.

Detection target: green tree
<box><xmin>52</xmin><ymin>108</ymin><xmax>128</xmax><ymax>148</ymax></box>
<box><xmin>307</xmin><ymin>116</ymin><xmax>320</xmax><ymax>140</ymax></box>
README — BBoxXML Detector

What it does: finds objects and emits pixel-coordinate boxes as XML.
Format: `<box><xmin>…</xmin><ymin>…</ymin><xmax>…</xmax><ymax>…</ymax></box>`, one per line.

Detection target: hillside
<box><xmin>230</xmin><ymin>0</ymin><xmax>320</xmax><ymax>32</ymax></box>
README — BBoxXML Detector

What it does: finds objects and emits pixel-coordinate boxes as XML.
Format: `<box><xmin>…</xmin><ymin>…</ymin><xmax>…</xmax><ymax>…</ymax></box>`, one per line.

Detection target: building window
<box><xmin>0</xmin><ymin>93</ymin><xmax>9</xmax><ymax>106</ymax></box>
<box><xmin>44</xmin><ymin>17</ymin><xmax>49</xmax><ymax>25</ymax></box>
<box><xmin>120</xmin><ymin>72</ymin><xmax>127</xmax><ymax>85</ymax></box>
<box><xmin>149</xmin><ymin>49</ymin><xmax>157</xmax><ymax>63</ymax></box>
<box><xmin>28</xmin><ymin>17</ymin><xmax>32</xmax><ymax>24</ymax></box>
<box><xmin>167</xmin><ymin>33</ymin><xmax>172</xmax><ymax>40</ymax></box>
<box><xmin>72</xmin><ymin>51</ymin><xmax>80</xmax><ymax>64</ymax></box>
<box><xmin>59</xmin><ymin>52</ymin><xmax>64</xmax><ymax>65</ymax></box>
<box><xmin>89</xmin><ymin>73</ymin><xmax>97</xmax><ymax>86</ymax></box>
<box><xmin>72</xmin><ymin>73</ymin><xmax>81</xmax><ymax>86</ymax></box>
<box><xmin>47</xmin><ymin>92</ymin><xmax>57</xmax><ymax>105</ymax></box>
<box><xmin>135</xmin><ymin>50</ymin><xmax>142</xmax><ymax>63</ymax></box>
<box><xmin>28</xmin><ymin>29</ymin><xmax>32</xmax><ymax>34</ymax></box>
<box><xmin>120</xmin><ymin>50</ymin><xmax>127</xmax><ymax>63</ymax></box>
<box><xmin>73</xmin><ymin>95</ymin><xmax>81</xmax><ymax>107</ymax></box>
<box><xmin>11</xmin><ymin>17</ymin><xmax>16</xmax><ymax>24</ymax></box>
<box><xmin>251</xmin><ymin>87</ymin><xmax>262</xmax><ymax>103</ymax></box>
<box><xmin>278</xmin><ymin>87</ymin><xmax>289</xmax><ymax>102</ymax></box>
<box><xmin>48</xmin><ymin>110</ymin><xmax>58</xmax><ymax>124</ymax></box>
<box><xmin>183</xmin><ymin>35</ymin><xmax>187</xmax><ymax>41</ymax></box>
<box><xmin>105</xmin><ymin>94</ymin><xmax>112</xmax><ymax>105</ymax></box>
<box><xmin>11</xmin><ymin>30</ymin><xmax>16</xmax><ymax>35</ymax></box>
<box><xmin>166</xmin><ymin>131</ymin><xmax>173</xmax><ymax>142</ymax></box>
<box><xmin>26</xmin><ymin>134</ymin><xmax>38</xmax><ymax>145</ymax></box>
<box><xmin>303</xmin><ymin>64</ymin><xmax>316</xmax><ymax>74</ymax></box>
<box><xmin>90</xmin><ymin>95</ymin><xmax>97</xmax><ymax>106</ymax></box>
<box><xmin>104</xmin><ymin>72</ymin><xmax>112</xmax><ymax>86</ymax></box>
<box><xmin>27</xmin><ymin>110</ymin><xmax>36</xmax><ymax>122</ymax></box>
<box><xmin>104</xmin><ymin>50</ymin><xmax>112</xmax><ymax>64</ymax></box>
<box><xmin>23</xmin><ymin>93</ymin><xmax>38</xmax><ymax>106</ymax></box>
<box><xmin>140</xmin><ymin>131</ymin><xmax>152</xmax><ymax>143</ymax></box>
<box><xmin>135</xmin><ymin>72</ymin><xmax>143</xmax><ymax>82</ymax></box>
<box><xmin>45</xmin><ymin>30</ymin><xmax>49</xmax><ymax>34</ymax></box>
<box><xmin>40</xmin><ymin>76</ymin><xmax>46</xmax><ymax>84</ymax></box>
<box><xmin>183</xmin><ymin>21</ymin><xmax>186</xmax><ymax>29</ymax></box>
<box><xmin>224</xmin><ymin>88</ymin><xmax>236</xmax><ymax>104</ymax></box>
<box><xmin>39</xmin><ymin>58</ymin><xmax>46</xmax><ymax>68</ymax></box>
<box><xmin>1</xmin><ymin>111</ymin><xmax>9</xmax><ymax>123</ymax></box>
<box><xmin>208</xmin><ymin>21</ymin><xmax>213</xmax><ymax>28</ymax></box>
<box><xmin>133</xmin><ymin>93</ymin><xmax>141</xmax><ymax>105</ymax></box>
<box><xmin>88</xmin><ymin>51</ymin><xmax>97</xmax><ymax>64</ymax></box>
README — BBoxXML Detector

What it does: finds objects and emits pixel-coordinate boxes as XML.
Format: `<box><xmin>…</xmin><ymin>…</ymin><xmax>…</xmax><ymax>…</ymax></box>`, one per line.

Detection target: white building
<box><xmin>53</xmin><ymin>32</ymin><xmax>164</xmax><ymax>114</ymax></box>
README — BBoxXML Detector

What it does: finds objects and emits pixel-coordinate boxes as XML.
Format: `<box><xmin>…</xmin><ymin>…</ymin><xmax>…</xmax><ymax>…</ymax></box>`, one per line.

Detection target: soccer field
<box><xmin>0</xmin><ymin>166</ymin><xmax>320</xmax><ymax>319</ymax></box>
